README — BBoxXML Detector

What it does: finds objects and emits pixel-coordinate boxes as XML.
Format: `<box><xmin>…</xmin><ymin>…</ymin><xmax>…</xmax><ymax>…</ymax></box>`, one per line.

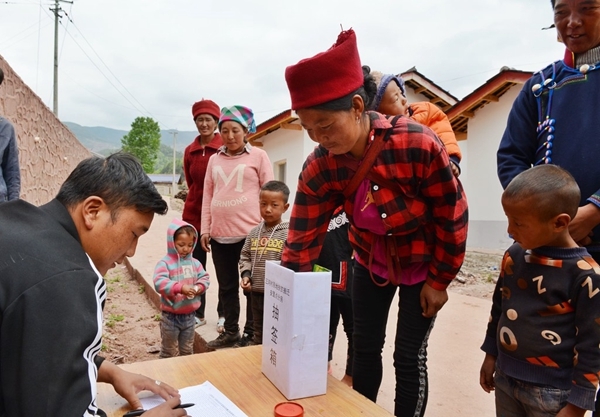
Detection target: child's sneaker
<box><xmin>233</xmin><ymin>333</ymin><xmax>255</xmax><ymax>348</ymax></box>
<box><xmin>216</xmin><ymin>317</ymin><xmax>225</xmax><ymax>333</ymax></box>
<box><xmin>207</xmin><ymin>331</ymin><xmax>240</xmax><ymax>349</ymax></box>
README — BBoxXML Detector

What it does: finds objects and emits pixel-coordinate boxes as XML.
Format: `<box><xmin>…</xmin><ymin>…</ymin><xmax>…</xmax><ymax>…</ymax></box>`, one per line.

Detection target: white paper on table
<box><xmin>139</xmin><ymin>380</ymin><xmax>248</xmax><ymax>417</ymax></box>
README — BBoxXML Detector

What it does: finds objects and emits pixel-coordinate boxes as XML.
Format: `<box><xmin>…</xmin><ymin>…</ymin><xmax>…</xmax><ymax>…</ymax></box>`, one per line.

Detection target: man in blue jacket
<box><xmin>497</xmin><ymin>0</ymin><xmax>600</xmax><ymax>414</ymax></box>
<box><xmin>0</xmin><ymin>68</ymin><xmax>20</xmax><ymax>202</ymax></box>
<box><xmin>498</xmin><ymin>0</ymin><xmax>600</xmax><ymax>260</ymax></box>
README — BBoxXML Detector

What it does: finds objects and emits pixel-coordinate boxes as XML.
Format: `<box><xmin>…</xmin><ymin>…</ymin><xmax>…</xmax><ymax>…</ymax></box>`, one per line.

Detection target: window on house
<box><xmin>274</xmin><ymin>160</ymin><xmax>286</xmax><ymax>182</ymax></box>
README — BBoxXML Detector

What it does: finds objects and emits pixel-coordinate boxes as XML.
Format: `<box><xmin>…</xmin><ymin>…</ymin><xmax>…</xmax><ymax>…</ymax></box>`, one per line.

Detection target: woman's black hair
<box><xmin>361</xmin><ymin>65</ymin><xmax>378</xmax><ymax>108</ymax></box>
<box><xmin>311</xmin><ymin>65</ymin><xmax>377</xmax><ymax>112</ymax></box>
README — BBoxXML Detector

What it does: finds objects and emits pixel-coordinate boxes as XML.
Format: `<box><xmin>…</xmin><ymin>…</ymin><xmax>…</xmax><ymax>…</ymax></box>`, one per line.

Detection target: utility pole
<box><xmin>49</xmin><ymin>0</ymin><xmax>73</xmax><ymax>117</ymax></box>
<box><xmin>170</xmin><ymin>130</ymin><xmax>178</xmax><ymax>196</ymax></box>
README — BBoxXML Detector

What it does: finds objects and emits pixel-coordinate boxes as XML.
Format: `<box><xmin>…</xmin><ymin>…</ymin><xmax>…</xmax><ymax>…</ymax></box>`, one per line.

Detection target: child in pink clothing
<box><xmin>153</xmin><ymin>219</ymin><xmax>210</xmax><ymax>358</ymax></box>
<box><xmin>200</xmin><ymin>105</ymin><xmax>274</xmax><ymax>349</ymax></box>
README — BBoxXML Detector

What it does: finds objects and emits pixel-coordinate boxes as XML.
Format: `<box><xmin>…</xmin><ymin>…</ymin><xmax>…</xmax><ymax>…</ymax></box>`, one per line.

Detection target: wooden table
<box><xmin>97</xmin><ymin>345</ymin><xmax>392</xmax><ymax>416</ymax></box>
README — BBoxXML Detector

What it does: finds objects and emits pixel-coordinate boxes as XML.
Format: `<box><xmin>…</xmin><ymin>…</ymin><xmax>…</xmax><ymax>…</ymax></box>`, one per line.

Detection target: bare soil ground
<box><xmin>102</xmin><ymin>250</ymin><xmax>504</xmax><ymax>365</ymax></box>
<box><xmin>101</xmin><ymin>265</ymin><xmax>163</xmax><ymax>364</ymax></box>
<box><xmin>449</xmin><ymin>250</ymin><xmax>503</xmax><ymax>299</ymax></box>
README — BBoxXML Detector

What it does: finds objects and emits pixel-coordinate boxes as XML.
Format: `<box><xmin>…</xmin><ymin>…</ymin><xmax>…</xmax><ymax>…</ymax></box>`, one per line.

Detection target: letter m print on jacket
<box><xmin>214</xmin><ymin>164</ymin><xmax>246</xmax><ymax>192</ymax></box>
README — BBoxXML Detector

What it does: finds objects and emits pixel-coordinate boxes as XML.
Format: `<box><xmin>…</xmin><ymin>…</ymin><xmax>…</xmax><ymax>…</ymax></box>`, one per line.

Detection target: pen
<box><xmin>122</xmin><ymin>403</ymin><xmax>194</xmax><ymax>417</ymax></box>
<box><xmin>175</xmin><ymin>403</ymin><xmax>195</xmax><ymax>409</ymax></box>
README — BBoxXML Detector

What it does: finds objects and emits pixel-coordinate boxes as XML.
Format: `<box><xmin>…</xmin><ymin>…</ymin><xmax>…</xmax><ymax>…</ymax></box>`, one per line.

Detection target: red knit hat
<box><xmin>285</xmin><ymin>29</ymin><xmax>364</xmax><ymax>110</ymax></box>
<box><xmin>191</xmin><ymin>99</ymin><xmax>220</xmax><ymax>121</ymax></box>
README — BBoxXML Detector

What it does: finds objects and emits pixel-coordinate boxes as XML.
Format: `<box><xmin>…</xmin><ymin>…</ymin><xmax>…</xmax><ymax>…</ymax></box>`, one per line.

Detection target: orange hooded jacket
<box><xmin>409</xmin><ymin>101</ymin><xmax>462</xmax><ymax>162</ymax></box>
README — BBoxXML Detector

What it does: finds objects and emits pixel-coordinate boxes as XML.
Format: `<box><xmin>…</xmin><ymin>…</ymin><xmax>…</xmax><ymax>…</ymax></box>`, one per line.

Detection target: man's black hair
<box><xmin>57</xmin><ymin>152</ymin><xmax>168</xmax><ymax>217</ymax></box>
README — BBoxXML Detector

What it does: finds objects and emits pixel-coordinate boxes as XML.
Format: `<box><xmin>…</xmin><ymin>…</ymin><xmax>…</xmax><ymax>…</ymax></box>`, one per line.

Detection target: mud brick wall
<box><xmin>0</xmin><ymin>55</ymin><xmax>91</xmax><ymax>205</ymax></box>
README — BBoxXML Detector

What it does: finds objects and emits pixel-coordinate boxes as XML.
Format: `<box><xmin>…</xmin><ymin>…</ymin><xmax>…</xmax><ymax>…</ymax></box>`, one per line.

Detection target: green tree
<box><xmin>158</xmin><ymin>159</ymin><xmax>184</xmax><ymax>176</ymax></box>
<box><xmin>155</xmin><ymin>143</ymin><xmax>184</xmax><ymax>175</ymax></box>
<box><xmin>121</xmin><ymin>117</ymin><xmax>161</xmax><ymax>173</ymax></box>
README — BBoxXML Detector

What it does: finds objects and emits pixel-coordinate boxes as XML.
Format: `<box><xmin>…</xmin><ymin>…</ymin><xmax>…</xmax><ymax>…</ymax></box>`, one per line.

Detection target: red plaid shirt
<box><xmin>281</xmin><ymin>112</ymin><xmax>468</xmax><ymax>290</ymax></box>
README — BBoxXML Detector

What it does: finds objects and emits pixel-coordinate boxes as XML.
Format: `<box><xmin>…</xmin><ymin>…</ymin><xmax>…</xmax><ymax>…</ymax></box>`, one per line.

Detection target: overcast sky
<box><xmin>1</xmin><ymin>0</ymin><xmax>564</xmax><ymax>132</ymax></box>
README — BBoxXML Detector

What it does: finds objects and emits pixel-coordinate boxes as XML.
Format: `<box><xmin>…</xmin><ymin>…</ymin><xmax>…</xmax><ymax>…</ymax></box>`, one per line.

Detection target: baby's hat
<box><xmin>370</xmin><ymin>71</ymin><xmax>405</xmax><ymax>111</ymax></box>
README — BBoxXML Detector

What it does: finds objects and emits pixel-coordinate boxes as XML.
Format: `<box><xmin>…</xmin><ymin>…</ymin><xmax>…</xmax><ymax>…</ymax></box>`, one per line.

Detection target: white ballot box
<box><xmin>261</xmin><ymin>261</ymin><xmax>331</xmax><ymax>400</ymax></box>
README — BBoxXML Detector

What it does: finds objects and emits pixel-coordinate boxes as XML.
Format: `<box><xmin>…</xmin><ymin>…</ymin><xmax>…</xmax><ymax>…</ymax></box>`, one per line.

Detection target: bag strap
<box><xmin>342</xmin><ymin>114</ymin><xmax>402</xmax><ymax>199</ymax></box>
<box><xmin>341</xmin><ymin>114</ymin><xmax>404</xmax><ymax>287</ymax></box>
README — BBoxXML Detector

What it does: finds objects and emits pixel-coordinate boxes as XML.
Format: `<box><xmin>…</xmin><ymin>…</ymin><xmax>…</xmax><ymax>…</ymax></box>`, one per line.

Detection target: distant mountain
<box><xmin>64</xmin><ymin>122</ymin><xmax>197</xmax><ymax>153</ymax></box>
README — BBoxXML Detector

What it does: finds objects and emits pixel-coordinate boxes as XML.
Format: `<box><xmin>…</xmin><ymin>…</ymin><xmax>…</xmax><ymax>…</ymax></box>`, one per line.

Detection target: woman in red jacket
<box><xmin>182</xmin><ymin>99</ymin><xmax>224</xmax><ymax>331</ymax></box>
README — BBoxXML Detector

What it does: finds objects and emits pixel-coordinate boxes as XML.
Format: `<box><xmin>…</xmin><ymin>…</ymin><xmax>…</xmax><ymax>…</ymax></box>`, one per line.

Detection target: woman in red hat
<box><xmin>182</xmin><ymin>99</ymin><xmax>224</xmax><ymax>331</ymax></box>
<box><xmin>280</xmin><ymin>29</ymin><xmax>468</xmax><ymax>417</ymax></box>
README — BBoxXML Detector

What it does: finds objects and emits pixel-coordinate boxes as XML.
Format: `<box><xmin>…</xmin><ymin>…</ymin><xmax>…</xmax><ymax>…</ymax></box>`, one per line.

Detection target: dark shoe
<box><xmin>207</xmin><ymin>331</ymin><xmax>240</xmax><ymax>349</ymax></box>
<box><xmin>233</xmin><ymin>333</ymin><xmax>255</xmax><ymax>348</ymax></box>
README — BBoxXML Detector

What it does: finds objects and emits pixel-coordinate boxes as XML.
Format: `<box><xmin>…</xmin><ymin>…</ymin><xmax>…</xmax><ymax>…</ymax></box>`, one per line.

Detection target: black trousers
<box><xmin>250</xmin><ymin>292</ymin><xmax>264</xmax><ymax>344</ymax></box>
<box><xmin>210</xmin><ymin>240</ymin><xmax>252</xmax><ymax>336</ymax></box>
<box><xmin>192</xmin><ymin>243</ymin><xmax>223</xmax><ymax>319</ymax></box>
<box><xmin>329</xmin><ymin>295</ymin><xmax>354</xmax><ymax>376</ymax></box>
<box><xmin>352</xmin><ymin>263</ymin><xmax>435</xmax><ymax>417</ymax></box>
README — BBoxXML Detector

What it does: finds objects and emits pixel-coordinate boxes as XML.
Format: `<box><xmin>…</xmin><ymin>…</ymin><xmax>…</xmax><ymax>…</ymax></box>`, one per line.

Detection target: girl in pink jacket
<box><xmin>153</xmin><ymin>218</ymin><xmax>210</xmax><ymax>358</ymax></box>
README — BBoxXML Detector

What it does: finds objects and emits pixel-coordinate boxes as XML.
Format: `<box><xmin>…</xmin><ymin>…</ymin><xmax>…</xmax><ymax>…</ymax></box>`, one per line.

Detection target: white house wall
<box><xmin>256</xmin><ymin>126</ymin><xmax>314</xmax><ymax>220</ymax></box>
<box><xmin>461</xmin><ymin>85</ymin><xmax>522</xmax><ymax>250</ymax></box>
<box><xmin>405</xmin><ymin>89</ymin><xmax>430</xmax><ymax>104</ymax></box>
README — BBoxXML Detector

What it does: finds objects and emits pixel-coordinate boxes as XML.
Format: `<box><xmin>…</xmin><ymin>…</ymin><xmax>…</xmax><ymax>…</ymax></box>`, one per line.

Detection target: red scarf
<box><xmin>564</xmin><ymin>48</ymin><xmax>575</xmax><ymax>68</ymax></box>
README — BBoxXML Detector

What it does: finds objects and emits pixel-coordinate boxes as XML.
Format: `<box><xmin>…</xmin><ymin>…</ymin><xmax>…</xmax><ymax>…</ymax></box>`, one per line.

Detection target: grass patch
<box><xmin>110</xmin><ymin>314</ymin><xmax>125</xmax><ymax>322</ymax></box>
<box><xmin>106</xmin><ymin>314</ymin><xmax>125</xmax><ymax>328</ymax></box>
<box><xmin>107</xmin><ymin>275</ymin><xmax>121</xmax><ymax>284</ymax></box>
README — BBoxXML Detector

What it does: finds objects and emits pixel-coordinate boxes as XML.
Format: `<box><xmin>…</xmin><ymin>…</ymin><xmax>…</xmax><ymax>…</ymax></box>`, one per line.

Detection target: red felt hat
<box><xmin>285</xmin><ymin>29</ymin><xmax>364</xmax><ymax>110</ymax></box>
<box><xmin>192</xmin><ymin>99</ymin><xmax>220</xmax><ymax>121</ymax></box>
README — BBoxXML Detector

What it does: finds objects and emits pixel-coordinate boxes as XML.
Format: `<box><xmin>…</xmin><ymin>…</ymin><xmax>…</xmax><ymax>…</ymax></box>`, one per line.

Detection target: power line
<box><xmin>437</xmin><ymin>60</ymin><xmax>556</xmax><ymax>86</ymax></box>
<box><xmin>35</xmin><ymin>5</ymin><xmax>158</xmax><ymax>124</ymax></box>
<box><xmin>0</xmin><ymin>19</ymin><xmax>51</xmax><ymax>50</ymax></box>
<box><xmin>61</xmin><ymin>68</ymin><xmax>151</xmax><ymax>111</ymax></box>
<box><xmin>57</xmin><ymin>0</ymin><xmax>73</xmax><ymax>65</ymax></box>
<box><xmin>58</xmin><ymin>24</ymin><xmax>150</xmax><ymax>117</ymax></box>
<box><xmin>61</xmin><ymin>10</ymin><xmax>169</xmax><ymax>129</ymax></box>
<box><xmin>49</xmin><ymin>0</ymin><xmax>72</xmax><ymax>116</ymax></box>
<box><xmin>43</xmin><ymin>0</ymin><xmax>162</xmax><ymax>123</ymax></box>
